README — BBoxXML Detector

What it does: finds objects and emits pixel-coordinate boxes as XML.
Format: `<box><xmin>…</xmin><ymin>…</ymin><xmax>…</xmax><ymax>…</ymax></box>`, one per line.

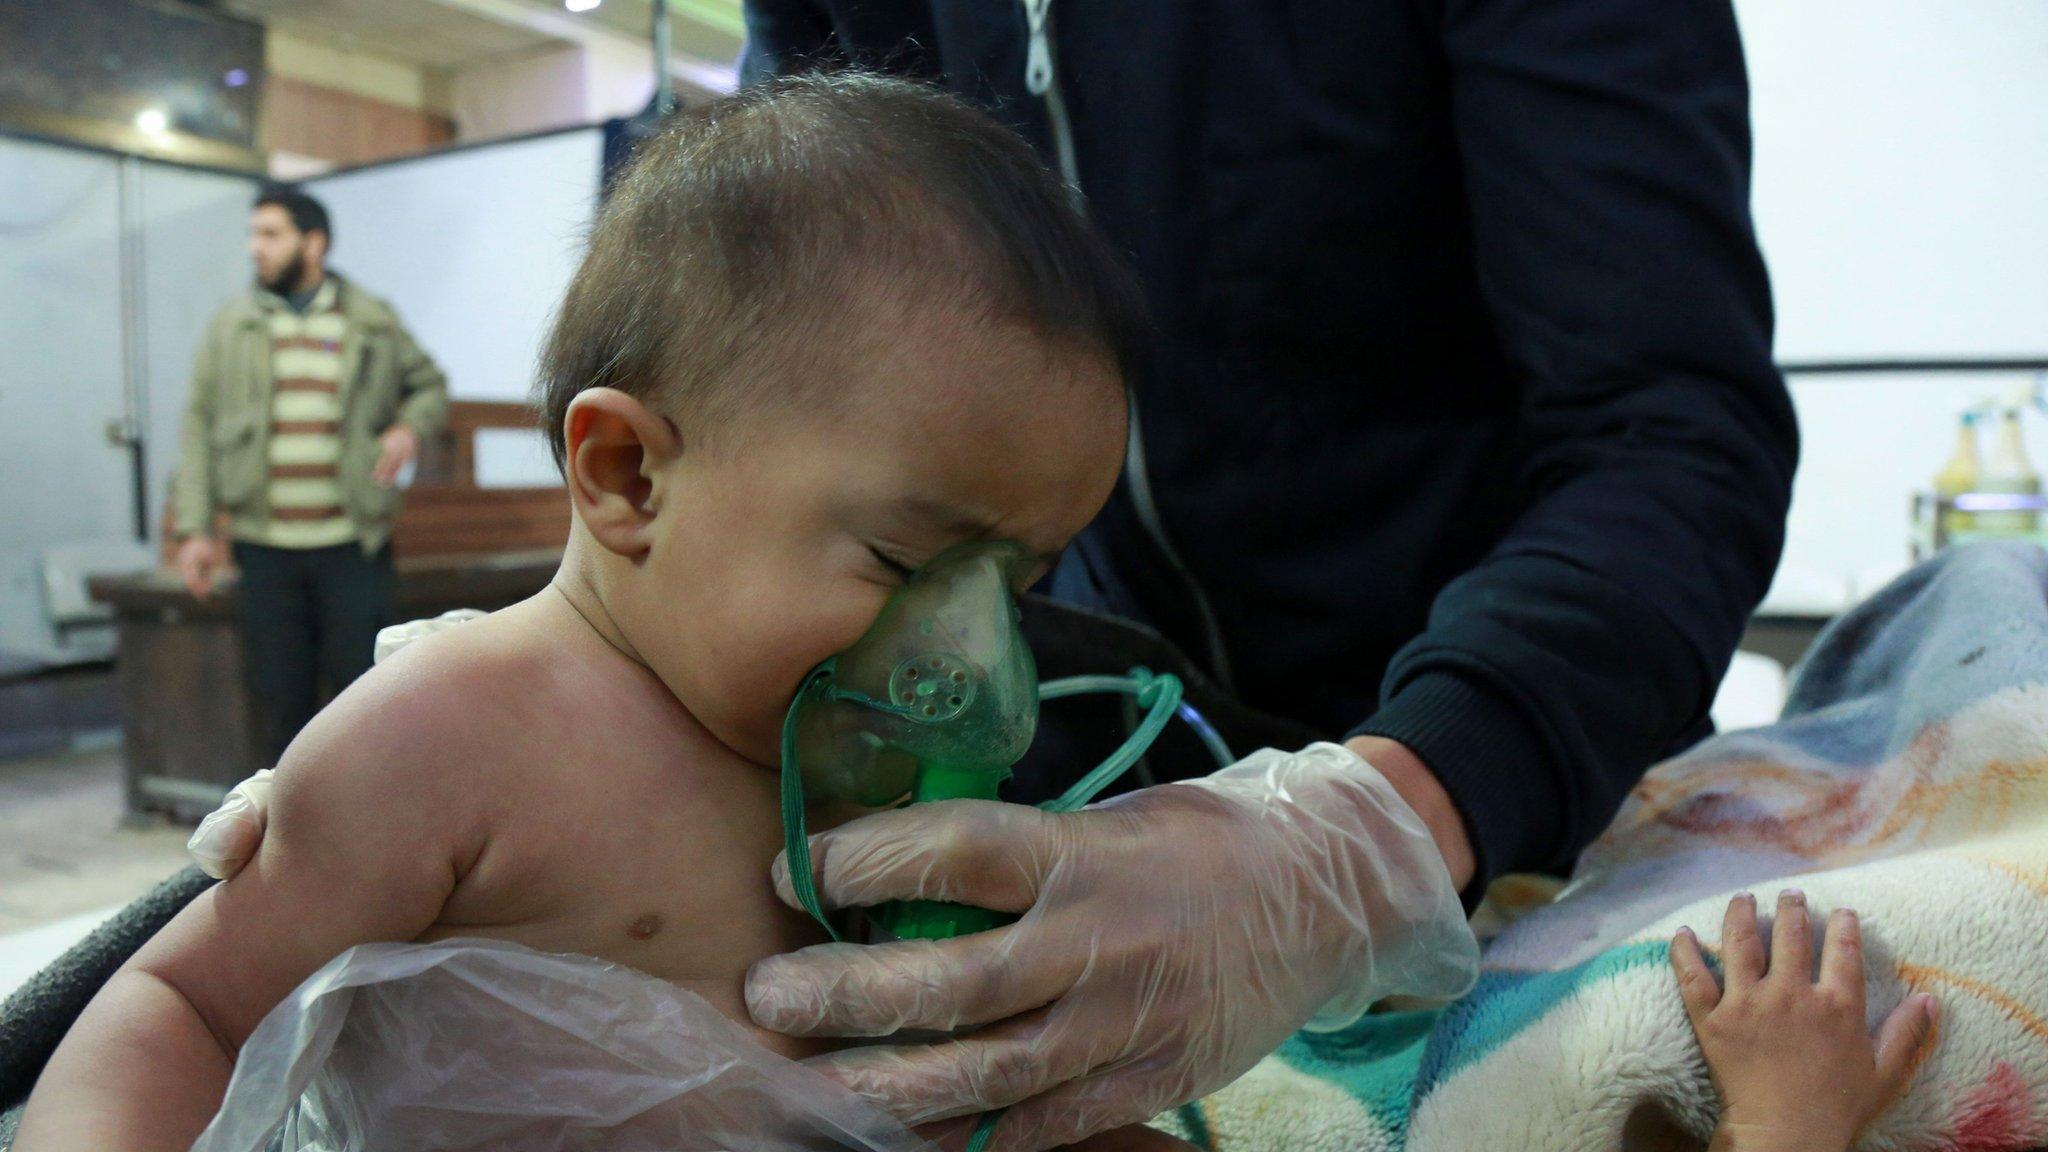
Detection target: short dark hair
<box><xmin>254</xmin><ymin>187</ymin><xmax>331</xmax><ymax>247</ymax></box>
<box><xmin>536</xmin><ymin>72</ymin><xmax>1149</xmax><ymax>466</ymax></box>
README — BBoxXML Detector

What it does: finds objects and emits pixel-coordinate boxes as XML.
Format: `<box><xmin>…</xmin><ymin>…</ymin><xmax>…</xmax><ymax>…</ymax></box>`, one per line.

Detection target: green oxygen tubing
<box><xmin>773</xmin><ymin>542</ymin><xmax>1231</xmax><ymax>1151</ymax></box>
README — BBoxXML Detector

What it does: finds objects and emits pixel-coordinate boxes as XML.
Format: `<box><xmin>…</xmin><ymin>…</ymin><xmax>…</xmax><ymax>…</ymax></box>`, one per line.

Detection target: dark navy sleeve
<box><xmin>1353</xmin><ymin>0</ymin><xmax>1798</xmax><ymax>886</ymax></box>
<box><xmin>739</xmin><ymin>0</ymin><xmax>837</xmax><ymax>87</ymax></box>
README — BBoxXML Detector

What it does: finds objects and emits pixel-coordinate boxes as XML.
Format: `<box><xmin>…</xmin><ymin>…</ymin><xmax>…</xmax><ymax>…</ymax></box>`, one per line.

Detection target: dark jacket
<box><xmin>742</xmin><ymin>0</ymin><xmax>1798</xmax><ymax>886</ymax></box>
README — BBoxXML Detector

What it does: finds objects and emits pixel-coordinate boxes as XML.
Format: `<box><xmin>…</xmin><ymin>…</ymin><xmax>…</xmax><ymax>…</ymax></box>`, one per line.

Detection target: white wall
<box><xmin>1735</xmin><ymin>0</ymin><xmax>2048</xmax><ymax>612</ymax></box>
<box><xmin>306</xmin><ymin>128</ymin><xmax>602</xmax><ymax>404</ymax></box>
<box><xmin>0</xmin><ymin>138</ymin><xmax>254</xmax><ymax>663</ymax></box>
<box><xmin>1740</xmin><ymin>0</ymin><xmax>2048</xmax><ymax>362</ymax></box>
<box><xmin>0</xmin><ymin>139</ymin><xmax>130</xmax><ymax>663</ymax></box>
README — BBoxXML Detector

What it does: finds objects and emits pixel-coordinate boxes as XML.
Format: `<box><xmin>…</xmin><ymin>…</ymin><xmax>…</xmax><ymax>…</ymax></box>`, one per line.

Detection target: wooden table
<box><xmin>88</xmin><ymin>550</ymin><xmax>560</xmax><ymax>820</ymax></box>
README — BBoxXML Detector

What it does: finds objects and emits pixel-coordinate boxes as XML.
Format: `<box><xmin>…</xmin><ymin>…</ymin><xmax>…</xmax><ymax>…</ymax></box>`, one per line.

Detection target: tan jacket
<box><xmin>173</xmin><ymin>276</ymin><xmax>449</xmax><ymax>554</ymax></box>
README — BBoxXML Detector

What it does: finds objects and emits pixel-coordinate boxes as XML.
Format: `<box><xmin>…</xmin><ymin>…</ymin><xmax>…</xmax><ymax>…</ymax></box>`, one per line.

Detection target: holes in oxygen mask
<box><xmin>890</xmin><ymin>652</ymin><xmax>975</xmax><ymax>723</ymax></box>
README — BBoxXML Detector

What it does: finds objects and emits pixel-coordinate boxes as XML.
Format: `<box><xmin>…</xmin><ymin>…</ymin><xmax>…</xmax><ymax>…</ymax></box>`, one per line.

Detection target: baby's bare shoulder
<box><xmin>355</xmin><ymin>614</ymin><xmax>563</xmax><ymax>748</ymax></box>
<box><xmin>275</xmin><ymin>611</ymin><xmax>577</xmax><ymax>845</ymax></box>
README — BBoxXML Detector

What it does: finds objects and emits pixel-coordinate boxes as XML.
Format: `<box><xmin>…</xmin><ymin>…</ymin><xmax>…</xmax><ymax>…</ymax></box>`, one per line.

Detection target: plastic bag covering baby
<box><xmin>189</xmin><ymin>938</ymin><xmax>934</xmax><ymax>1152</ymax></box>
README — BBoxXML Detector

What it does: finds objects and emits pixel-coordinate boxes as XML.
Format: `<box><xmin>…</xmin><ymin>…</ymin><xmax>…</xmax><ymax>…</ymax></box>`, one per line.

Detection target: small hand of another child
<box><xmin>1670</xmin><ymin>891</ymin><xmax>1939</xmax><ymax>1152</ymax></box>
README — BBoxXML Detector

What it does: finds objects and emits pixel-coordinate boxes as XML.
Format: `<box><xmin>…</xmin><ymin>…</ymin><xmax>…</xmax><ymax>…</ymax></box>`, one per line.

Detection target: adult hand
<box><xmin>187</xmin><ymin>768</ymin><xmax>274</xmax><ymax>880</ymax></box>
<box><xmin>373</xmin><ymin>423</ymin><xmax>420</xmax><ymax>488</ymax></box>
<box><xmin>175</xmin><ymin>536</ymin><xmax>227</xmax><ymax>600</ymax></box>
<box><xmin>746</xmin><ymin>743</ymin><xmax>1480</xmax><ymax>1151</ymax></box>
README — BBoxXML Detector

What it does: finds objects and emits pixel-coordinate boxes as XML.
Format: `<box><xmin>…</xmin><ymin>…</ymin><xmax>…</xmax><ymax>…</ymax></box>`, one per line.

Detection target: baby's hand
<box><xmin>1669</xmin><ymin>891</ymin><xmax>1939</xmax><ymax>1152</ymax></box>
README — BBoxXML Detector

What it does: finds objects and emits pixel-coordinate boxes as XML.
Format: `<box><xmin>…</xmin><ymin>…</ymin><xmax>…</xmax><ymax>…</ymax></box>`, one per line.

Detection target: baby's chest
<box><xmin>416</xmin><ymin>874</ymin><xmax>826</xmax><ymax>1060</ymax></box>
<box><xmin>429</xmin><ymin>769</ymin><xmax>822</xmax><ymax>994</ymax></box>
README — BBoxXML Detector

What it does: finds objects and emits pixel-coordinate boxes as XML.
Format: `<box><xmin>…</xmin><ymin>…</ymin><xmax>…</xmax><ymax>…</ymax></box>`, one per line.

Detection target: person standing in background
<box><xmin>172</xmin><ymin>188</ymin><xmax>449</xmax><ymax>764</ymax></box>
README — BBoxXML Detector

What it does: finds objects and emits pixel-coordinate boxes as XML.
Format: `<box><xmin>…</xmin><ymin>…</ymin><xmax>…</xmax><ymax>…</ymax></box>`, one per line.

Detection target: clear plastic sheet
<box><xmin>189</xmin><ymin>938</ymin><xmax>935</xmax><ymax>1152</ymax></box>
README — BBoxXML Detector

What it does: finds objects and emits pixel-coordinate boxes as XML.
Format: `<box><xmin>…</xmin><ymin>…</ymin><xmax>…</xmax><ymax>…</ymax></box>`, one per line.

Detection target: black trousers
<box><xmin>232</xmin><ymin>541</ymin><xmax>394</xmax><ymax>765</ymax></box>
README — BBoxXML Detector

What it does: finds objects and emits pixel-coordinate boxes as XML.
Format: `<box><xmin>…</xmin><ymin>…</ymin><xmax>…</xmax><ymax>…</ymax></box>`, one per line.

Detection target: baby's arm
<box><xmin>1669</xmin><ymin>891</ymin><xmax>1939</xmax><ymax>1152</ymax></box>
<box><xmin>14</xmin><ymin>697</ymin><xmax>473</xmax><ymax>1152</ymax></box>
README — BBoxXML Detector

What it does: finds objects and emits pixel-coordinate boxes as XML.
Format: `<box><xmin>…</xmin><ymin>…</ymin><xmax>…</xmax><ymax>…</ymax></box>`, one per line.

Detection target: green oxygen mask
<box><xmin>780</xmin><ymin>541</ymin><xmax>1037</xmax><ymax>939</ymax></box>
<box><xmin>779</xmin><ymin>541</ymin><xmax>1230</xmax><ymax>943</ymax></box>
<box><xmin>788</xmin><ymin>542</ymin><xmax>1039</xmax><ymax>811</ymax></box>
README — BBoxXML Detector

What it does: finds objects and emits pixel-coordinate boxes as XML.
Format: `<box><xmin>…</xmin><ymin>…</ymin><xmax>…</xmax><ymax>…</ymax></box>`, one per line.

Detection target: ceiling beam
<box><xmin>424</xmin><ymin>0</ymin><xmax>738</xmax><ymax>95</ymax></box>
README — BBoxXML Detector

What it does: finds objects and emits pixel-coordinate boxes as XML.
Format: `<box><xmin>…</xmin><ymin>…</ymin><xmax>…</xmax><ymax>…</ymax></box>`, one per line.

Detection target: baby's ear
<box><xmin>562</xmin><ymin>388</ymin><xmax>682</xmax><ymax>559</ymax></box>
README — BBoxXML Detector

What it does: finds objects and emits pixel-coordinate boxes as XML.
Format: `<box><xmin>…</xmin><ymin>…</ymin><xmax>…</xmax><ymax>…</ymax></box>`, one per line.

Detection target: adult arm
<box><xmin>389</xmin><ymin>316</ymin><xmax>449</xmax><ymax>440</ymax></box>
<box><xmin>171</xmin><ymin>318</ymin><xmax>232</xmax><ymax>596</ymax></box>
<box><xmin>171</xmin><ymin>316</ymin><xmax>224</xmax><ymax>541</ymax></box>
<box><xmin>1352</xmin><ymin>0</ymin><xmax>1798</xmax><ymax>888</ymax></box>
<box><xmin>370</xmin><ymin>316</ymin><xmax>448</xmax><ymax>485</ymax></box>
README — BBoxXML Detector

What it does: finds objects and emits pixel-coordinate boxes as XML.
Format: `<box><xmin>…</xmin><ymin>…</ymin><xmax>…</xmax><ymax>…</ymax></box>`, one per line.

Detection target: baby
<box><xmin>15</xmin><ymin>73</ymin><xmax>1144</xmax><ymax>1151</ymax></box>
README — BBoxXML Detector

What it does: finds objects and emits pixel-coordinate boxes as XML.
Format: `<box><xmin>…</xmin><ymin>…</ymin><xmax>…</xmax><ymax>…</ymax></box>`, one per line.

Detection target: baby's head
<box><xmin>538</xmin><ymin>73</ymin><xmax>1146</xmax><ymax>765</ymax></box>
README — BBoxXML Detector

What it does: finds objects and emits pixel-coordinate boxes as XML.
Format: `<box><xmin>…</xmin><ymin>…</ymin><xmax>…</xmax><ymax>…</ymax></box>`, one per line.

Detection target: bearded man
<box><xmin>171</xmin><ymin>187</ymin><xmax>449</xmax><ymax>764</ymax></box>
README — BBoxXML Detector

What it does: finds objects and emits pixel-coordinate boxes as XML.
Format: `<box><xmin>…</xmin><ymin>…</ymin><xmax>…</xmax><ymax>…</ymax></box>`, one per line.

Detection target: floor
<box><xmin>0</xmin><ymin>745</ymin><xmax>193</xmax><ymax>935</ymax></box>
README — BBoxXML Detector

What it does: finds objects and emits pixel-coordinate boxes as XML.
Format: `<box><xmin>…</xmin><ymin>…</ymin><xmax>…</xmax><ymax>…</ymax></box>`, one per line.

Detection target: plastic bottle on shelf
<box><xmin>1973</xmin><ymin>408</ymin><xmax>2041</xmax><ymax>538</ymax></box>
<box><xmin>1932</xmin><ymin>412</ymin><xmax>1981</xmax><ymax>544</ymax></box>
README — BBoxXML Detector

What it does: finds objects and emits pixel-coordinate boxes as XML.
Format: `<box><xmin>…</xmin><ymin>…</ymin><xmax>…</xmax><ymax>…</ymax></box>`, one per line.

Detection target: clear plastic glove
<box><xmin>373</xmin><ymin>608</ymin><xmax>487</xmax><ymax>663</ymax></box>
<box><xmin>187</xmin><ymin>768</ymin><xmax>274</xmax><ymax>881</ymax></box>
<box><xmin>746</xmin><ymin>742</ymin><xmax>1481</xmax><ymax>1151</ymax></box>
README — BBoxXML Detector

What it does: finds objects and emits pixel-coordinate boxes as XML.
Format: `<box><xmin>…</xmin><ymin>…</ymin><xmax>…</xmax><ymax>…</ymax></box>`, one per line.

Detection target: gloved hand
<box><xmin>186</xmin><ymin>768</ymin><xmax>274</xmax><ymax>880</ymax></box>
<box><xmin>746</xmin><ymin>742</ymin><xmax>1480</xmax><ymax>1151</ymax></box>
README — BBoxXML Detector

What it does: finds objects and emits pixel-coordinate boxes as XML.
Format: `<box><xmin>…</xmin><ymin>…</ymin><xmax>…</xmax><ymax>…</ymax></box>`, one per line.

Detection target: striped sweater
<box><xmin>248</xmin><ymin>281</ymin><xmax>359</xmax><ymax>549</ymax></box>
